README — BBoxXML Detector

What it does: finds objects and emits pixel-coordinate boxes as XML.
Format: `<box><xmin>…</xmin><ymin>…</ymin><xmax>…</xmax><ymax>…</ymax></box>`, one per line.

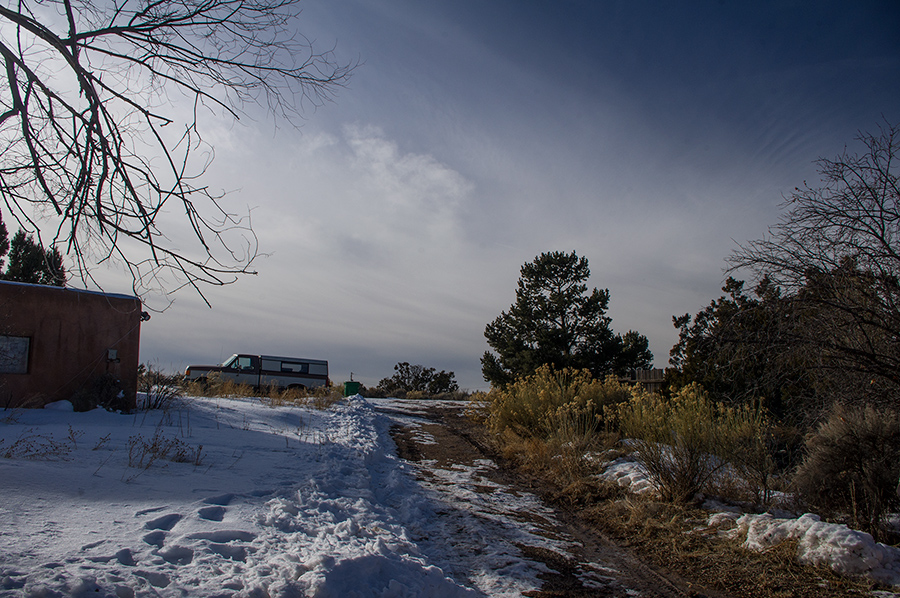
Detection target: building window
<box><xmin>0</xmin><ymin>336</ymin><xmax>30</xmax><ymax>374</ymax></box>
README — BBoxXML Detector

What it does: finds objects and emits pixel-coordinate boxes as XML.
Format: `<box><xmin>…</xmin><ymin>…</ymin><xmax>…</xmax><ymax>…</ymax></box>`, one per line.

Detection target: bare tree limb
<box><xmin>0</xmin><ymin>0</ymin><xmax>354</xmax><ymax>300</ymax></box>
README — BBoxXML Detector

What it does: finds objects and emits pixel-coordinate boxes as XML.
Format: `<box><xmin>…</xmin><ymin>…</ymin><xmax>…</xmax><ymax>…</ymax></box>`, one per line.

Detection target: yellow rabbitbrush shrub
<box><xmin>486</xmin><ymin>365</ymin><xmax>631</xmax><ymax>440</ymax></box>
<box><xmin>481</xmin><ymin>365</ymin><xmax>630</xmax><ymax>484</ymax></box>
<box><xmin>614</xmin><ymin>384</ymin><xmax>774</xmax><ymax>503</ymax></box>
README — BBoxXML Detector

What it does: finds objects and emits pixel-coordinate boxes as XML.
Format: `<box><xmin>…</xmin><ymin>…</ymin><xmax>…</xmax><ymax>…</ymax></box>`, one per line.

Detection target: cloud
<box><xmin>138</xmin><ymin>122</ymin><xmax>497</xmax><ymax>388</ymax></box>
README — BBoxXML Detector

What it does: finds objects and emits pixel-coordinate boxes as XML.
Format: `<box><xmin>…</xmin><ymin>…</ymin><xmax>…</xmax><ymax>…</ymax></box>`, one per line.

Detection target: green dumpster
<box><xmin>343</xmin><ymin>381</ymin><xmax>362</xmax><ymax>397</ymax></box>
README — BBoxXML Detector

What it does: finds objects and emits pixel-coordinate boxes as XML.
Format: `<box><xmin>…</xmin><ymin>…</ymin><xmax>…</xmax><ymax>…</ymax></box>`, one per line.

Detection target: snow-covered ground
<box><xmin>0</xmin><ymin>395</ymin><xmax>604</xmax><ymax>597</ymax></box>
<box><xmin>3</xmin><ymin>394</ymin><xmax>899</xmax><ymax>597</ymax></box>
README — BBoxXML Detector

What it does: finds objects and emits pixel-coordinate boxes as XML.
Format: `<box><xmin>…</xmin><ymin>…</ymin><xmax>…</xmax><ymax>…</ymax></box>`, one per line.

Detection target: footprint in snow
<box><xmin>135</xmin><ymin>570</ymin><xmax>170</xmax><ymax>588</ymax></box>
<box><xmin>116</xmin><ymin>548</ymin><xmax>136</xmax><ymax>566</ymax></box>
<box><xmin>209</xmin><ymin>543</ymin><xmax>249</xmax><ymax>562</ymax></box>
<box><xmin>142</xmin><ymin>531</ymin><xmax>166</xmax><ymax>548</ymax></box>
<box><xmin>144</xmin><ymin>513</ymin><xmax>182</xmax><ymax>531</ymax></box>
<box><xmin>202</xmin><ymin>493</ymin><xmax>235</xmax><ymax>506</ymax></box>
<box><xmin>188</xmin><ymin>530</ymin><xmax>257</xmax><ymax>562</ymax></box>
<box><xmin>158</xmin><ymin>545</ymin><xmax>194</xmax><ymax>565</ymax></box>
<box><xmin>197</xmin><ymin>506</ymin><xmax>226</xmax><ymax>521</ymax></box>
<box><xmin>187</xmin><ymin>530</ymin><xmax>256</xmax><ymax>543</ymax></box>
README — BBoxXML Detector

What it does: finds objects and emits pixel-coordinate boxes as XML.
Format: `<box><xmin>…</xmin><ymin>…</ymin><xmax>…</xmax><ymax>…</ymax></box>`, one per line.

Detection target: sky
<box><xmin>101</xmin><ymin>0</ymin><xmax>900</xmax><ymax>390</ymax></box>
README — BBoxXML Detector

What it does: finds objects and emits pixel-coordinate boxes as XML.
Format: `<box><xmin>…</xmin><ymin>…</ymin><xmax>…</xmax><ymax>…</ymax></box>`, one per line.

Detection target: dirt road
<box><xmin>374</xmin><ymin>399</ymin><xmax>721</xmax><ymax>598</ymax></box>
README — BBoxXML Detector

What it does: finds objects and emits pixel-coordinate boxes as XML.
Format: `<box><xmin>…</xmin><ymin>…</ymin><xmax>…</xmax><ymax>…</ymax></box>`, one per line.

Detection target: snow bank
<box><xmin>736</xmin><ymin>512</ymin><xmax>900</xmax><ymax>585</ymax></box>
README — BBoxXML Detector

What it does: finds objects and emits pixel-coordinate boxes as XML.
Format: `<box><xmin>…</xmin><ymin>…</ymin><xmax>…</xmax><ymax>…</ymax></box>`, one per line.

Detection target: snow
<box><xmin>3</xmin><ymin>395</ymin><xmax>899</xmax><ymax>596</ymax></box>
<box><xmin>0</xmin><ymin>396</ymin><xmax>595</xmax><ymax>597</ymax></box>
<box><xmin>599</xmin><ymin>454</ymin><xmax>900</xmax><ymax>588</ymax></box>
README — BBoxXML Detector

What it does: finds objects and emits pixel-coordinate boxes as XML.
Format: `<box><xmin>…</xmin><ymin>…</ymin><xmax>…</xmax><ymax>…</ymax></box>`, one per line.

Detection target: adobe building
<box><xmin>0</xmin><ymin>281</ymin><xmax>144</xmax><ymax>410</ymax></box>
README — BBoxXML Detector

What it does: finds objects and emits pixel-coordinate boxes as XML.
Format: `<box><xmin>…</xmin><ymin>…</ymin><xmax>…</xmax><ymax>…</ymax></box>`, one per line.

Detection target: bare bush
<box><xmin>127</xmin><ymin>429</ymin><xmax>203</xmax><ymax>470</ymax></box>
<box><xmin>793</xmin><ymin>404</ymin><xmax>900</xmax><ymax>539</ymax></box>
<box><xmin>70</xmin><ymin>374</ymin><xmax>128</xmax><ymax>412</ymax></box>
<box><xmin>138</xmin><ymin>364</ymin><xmax>183</xmax><ymax>410</ymax></box>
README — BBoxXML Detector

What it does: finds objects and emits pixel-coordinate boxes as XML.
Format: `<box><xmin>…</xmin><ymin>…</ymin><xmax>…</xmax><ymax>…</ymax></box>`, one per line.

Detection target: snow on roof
<box><xmin>0</xmin><ymin>279</ymin><xmax>139</xmax><ymax>302</ymax></box>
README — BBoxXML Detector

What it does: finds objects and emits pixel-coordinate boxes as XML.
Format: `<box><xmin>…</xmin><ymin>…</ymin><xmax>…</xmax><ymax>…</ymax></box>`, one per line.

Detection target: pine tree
<box><xmin>0</xmin><ymin>212</ymin><xmax>8</xmax><ymax>272</ymax></box>
<box><xmin>482</xmin><ymin>250</ymin><xmax>652</xmax><ymax>386</ymax></box>
<box><xmin>3</xmin><ymin>230</ymin><xmax>66</xmax><ymax>286</ymax></box>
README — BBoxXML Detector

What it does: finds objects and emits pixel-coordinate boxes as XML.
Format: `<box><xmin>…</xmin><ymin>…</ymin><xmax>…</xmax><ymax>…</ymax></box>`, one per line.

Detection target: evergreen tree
<box><xmin>482</xmin><ymin>251</ymin><xmax>652</xmax><ymax>387</ymax></box>
<box><xmin>3</xmin><ymin>230</ymin><xmax>66</xmax><ymax>286</ymax></box>
<box><xmin>0</xmin><ymin>211</ymin><xmax>8</xmax><ymax>272</ymax></box>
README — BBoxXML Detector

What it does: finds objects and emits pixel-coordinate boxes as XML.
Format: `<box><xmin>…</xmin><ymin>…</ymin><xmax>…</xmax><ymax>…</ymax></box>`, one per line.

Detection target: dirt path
<box><xmin>375</xmin><ymin>400</ymin><xmax>724</xmax><ymax>598</ymax></box>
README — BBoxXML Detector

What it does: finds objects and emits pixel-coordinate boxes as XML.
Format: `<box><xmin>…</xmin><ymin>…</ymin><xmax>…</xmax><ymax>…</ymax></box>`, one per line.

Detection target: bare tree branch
<box><xmin>728</xmin><ymin>121</ymin><xmax>900</xmax><ymax>397</ymax></box>
<box><xmin>0</xmin><ymin>0</ymin><xmax>354</xmax><ymax>300</ymax></box>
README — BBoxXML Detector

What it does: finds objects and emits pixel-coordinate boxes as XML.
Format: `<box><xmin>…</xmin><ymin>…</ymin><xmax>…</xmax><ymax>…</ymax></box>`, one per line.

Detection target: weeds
<box><xmin>1</xmin><ymin>428</ymin><xmax>75</xmax><ymax>460</ymax></box>
<box><xmin>66</xmin><ymin>425</ymin><xmax>84</xmax><ymax>450</ymax></box>
<box><xmin>181</xmin><ymin>372</ymin><xmax>255</xmax><ymax>398</ymax></box>
<box><xmin>138</xmin><ymin>363</ymin><xmax>183</xmax><ymax>410</ymax></box>
<box><xmin>181</xmin><ymin>372</ymin><xmax>344</xmax><ymax>410</ymax></box>
<box><xmin>260</xmin><ymin>384</ymin><xmax>307</xmax><ymax>407</ymax></box>
<box><xmin>1</xmin><ymin>409</ymin><xmax>22</xmax><ymax>424</ymax></box>
<box><xmin>305</xmin><ymin>385</ymin><xmax>344</xmax><ymax>410</ymax></box>
<box><xmin>127</xmin><ymin>429</ymin><xmax>203</xmax><ymax>470</ymax></box>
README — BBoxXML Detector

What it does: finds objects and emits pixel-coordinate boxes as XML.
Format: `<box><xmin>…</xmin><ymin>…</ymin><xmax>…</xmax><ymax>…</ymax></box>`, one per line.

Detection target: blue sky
<box><xmin>130</xmin><ymin>0</ymin><xmax>900</xmax><ymax>390</ymax></box>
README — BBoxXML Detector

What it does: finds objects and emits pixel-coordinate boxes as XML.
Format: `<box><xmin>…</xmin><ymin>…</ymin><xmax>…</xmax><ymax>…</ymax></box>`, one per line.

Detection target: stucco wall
<box><xmin>0</xmin><ymin>281</ymin><xmax>142</xmax><ymax>409</ymax></box>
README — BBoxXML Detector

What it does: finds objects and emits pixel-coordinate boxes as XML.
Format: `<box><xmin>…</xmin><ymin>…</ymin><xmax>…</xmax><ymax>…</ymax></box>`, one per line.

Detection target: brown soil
<box><xmin>386</xmin><ymin>403</ymin><xmax>878</xmax><ymax>598</ymax></box>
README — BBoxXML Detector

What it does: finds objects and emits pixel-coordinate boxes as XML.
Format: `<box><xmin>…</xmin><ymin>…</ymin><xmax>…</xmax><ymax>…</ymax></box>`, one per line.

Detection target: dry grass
<box><xmin>181</xmin><ymin>373</ymin><xmax>256</xmax><ymax>398</ymax></box>
<box><xmin>583</xmin><ymin>496</ymin><xmax>875</xmax><ymax>598</ymax></box>
<box><xmin>0</xmin><ymin>427</ymin><xmax>76</xmax><ymax>460</ymax></box>
<box><xmin>126</xmin><ymin>428</ymin><xmax>204</xmax><ymax>470</ymax></box>
<box><xmin>181</xmin><ymin>374</ymin><xmax>344</xmax><ymax>410</ymax></box>
<box><xmin>473</xmin><ymin>383</ymin><xmax>885</xmax><ymax>597</ymax></box>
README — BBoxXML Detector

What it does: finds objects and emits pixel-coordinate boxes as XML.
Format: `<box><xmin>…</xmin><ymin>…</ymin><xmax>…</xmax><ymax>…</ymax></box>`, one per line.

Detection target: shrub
<box><xmin>487</xmin><ymin>365</ymin><xmax>631</xmax><ymax>440</ymax></box>
<box><xmin>70</xmin><ymin>374</ymin><xmax>129</xmax><ymax>412</ymax></box>
<box><xmin>481</xmin><ymin>366</ymin><xmax>630</xmax><ymax>484</ymax></box>
<box><xmin>614</xmin><ymin>384</ymin><xmax>774</xmax><ymax>503</ymax></box>
<box><xmin>138</xmin><ymin>364</ymin><xmax>182</xmax><ymax>410</ymax></box>
<box><xmin>722</xmin><ymin>401</ymin><xmax>780</xmax><ymax>505</ymax></box>
<box><xmin>793</xmin><ymin>404</ymin><xmax>900</xmax><ymax>539</ymax></box>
